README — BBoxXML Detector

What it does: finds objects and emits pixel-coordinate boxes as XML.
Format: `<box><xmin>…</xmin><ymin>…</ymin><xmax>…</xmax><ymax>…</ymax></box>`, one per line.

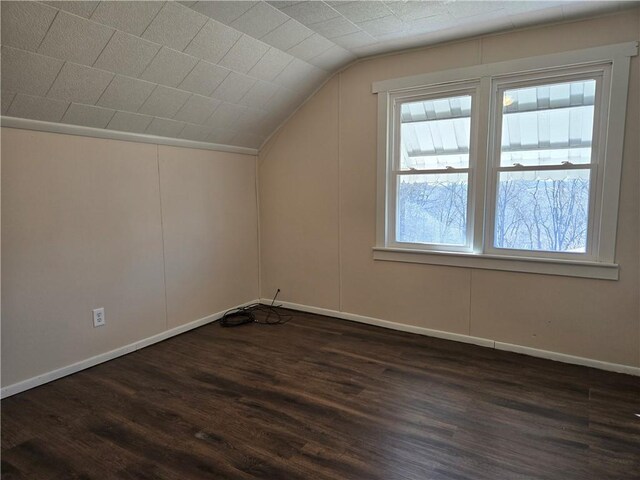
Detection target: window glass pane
<box><xmin>400</xmin><ymin>95</ymin><xmax>472</xmax><ymax>170</ymax></box>
<box><xmin>494</xmin><ymin>169</ymin><xmax>590</xmax><ymax>252</ymax></box>
<box><xmin>500</xmin><ymin>79</ymin><xmax>596</xmax><ymax>167</ymax></box>
<box><xmin>397</xmin><ymin>173</ymin><xmax>468</xmax><ymax>245</ymax></box>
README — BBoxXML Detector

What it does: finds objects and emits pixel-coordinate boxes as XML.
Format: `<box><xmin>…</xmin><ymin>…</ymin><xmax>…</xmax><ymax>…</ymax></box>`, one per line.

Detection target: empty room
<box><xmin>1</xmin><ymin>0</ymin><xmax>639</xmax><ymax>478</ymax></box>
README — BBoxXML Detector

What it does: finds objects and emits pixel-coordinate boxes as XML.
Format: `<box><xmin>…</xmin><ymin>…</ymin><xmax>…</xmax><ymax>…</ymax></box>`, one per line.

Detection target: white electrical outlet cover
<box><xmin>93</xmin><ymin>307</ymin><xmax>105</xmax><ymax>327</ymax></box>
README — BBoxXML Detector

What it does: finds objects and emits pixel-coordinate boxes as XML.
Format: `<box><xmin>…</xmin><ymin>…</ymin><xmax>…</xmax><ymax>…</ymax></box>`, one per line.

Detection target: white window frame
<box><xmin>387</xmin><ymin>82</ymin><xmax>480</xmax><ymax>253</ymax></box>
<box><xmin>373</xmin><ymin>42</ymin><xmax>638</xmax><ymax>280</ymax></box>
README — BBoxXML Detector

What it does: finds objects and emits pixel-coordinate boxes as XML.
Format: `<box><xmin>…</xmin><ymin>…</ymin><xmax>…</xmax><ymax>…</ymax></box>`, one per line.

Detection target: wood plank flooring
<box><xmin>2</xmin><ymin>308</ymin><xmax>639</xmax><ymax>479</ymax></box>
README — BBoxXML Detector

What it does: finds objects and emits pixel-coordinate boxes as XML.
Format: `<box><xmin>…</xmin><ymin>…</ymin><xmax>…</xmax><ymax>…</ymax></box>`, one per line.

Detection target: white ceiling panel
<box><xmin>211</xmin><ymin>72</ymin><xmax>257</xmax><ymax>103</ymax></box>
<box><xmin>139</xmin><ymin>47</ymin><xmax>198</xmax><ymax>88</ymax></box>
<box><xmin>206</xmin><ymin>102</ymin><xmax>246</xmax><ymax>127</ymax></box>
<box><xmin>307</xmin><ymin>45</ymin><xmax>355</xmax><ymax>71</ymax></box>
<box><xmin>142</xmin><ymin>2</ymin><xmax>207</xmax><ymax>51</ymax></box>
<box><xmin>238</xmin><ymin>81</ymin><xmax>280</xmax><ymax>109</ymax></box>
<box><xmin>331</xmin><ymin>30</ymin><xmax>377</xmax><ymax>49</ymax></box>
<box><xmin>93</xmin><ymin>31</ymin><xmax>161</xmax><ymax>78</ymax></box>
<box><xmin>2</xmin><ymin>92</ymin><xmax>16</xmax><ymax>115</ymax></box>
<box><xmin>308</xmin><ymin>16</ymin><xmax>360</xmax><ymax>39</ymax></box>
<box><xmin>174</xmin><ymin>94</ymin><xmax>221</xmax><ymax>124</ymax></box>
<box><xmin>44</xmin><ymin>1</ymin><xmax>100</xmax><ymax>18</ymax></box>
<box><xmin>1</xmin><ymin>2</ymin><xmax>57</xmax><ymax>52</ymax></box>
<box><xmin>280</xmin><ymin>1</ymin><xmax>340</xmax><ymax>25</ymax></box>
<box><xmin>331</xmin><ymin>1</ymin><xmax>393</xmax><ymax>23</ymax></box>
<box><xmin>207</xmin><ymin>126</ymin><xmax>237</xmax><ymax>145</ymax></box>
<box><xmin>178</xmin><ymin>61</ymin><xmax>231</xmax><ymax>97</ymax></box>
<box><xmin>183</xmin><ymin>19</ymin><xmax>242</xmax><ymax>64</ymax></box>
<box><xmin>47</xmin><ymin>62</ymin><xmax>114</xmax><ymax>105</ymax></box>
<box><xmin>1</xmin><ymin>0</ymin><xmax>632</xmax><ymax>150</ymax></box>
<box><xmin>384</xmin><ymin>1</ymin><xmax>448</xmax><ymax>21</ymax></box>
<box><xmin>138</xmin><ymin>85</ymin><xmax>190</xmax><ymax>118</ymax></box>
<box><xmin>1</xmin><ymin>46</ymin><xmax>63</xmax><ymax>96</ymax></box>
<box><xmin>274</xmin><ymin>59</ymin><xmax>327</xmax><ymax>92</ymax></box>
<box><xmin>90</xmin><ymin>1</ymin><xmax>165</xmax><ymax>36</ymax></box>
<box><xmin>8</xmin><ymin>93</ymin><xmax>69</xmax><ymax>122</ymax></box>
<box><xmin>230</xmin><ymin>2</ymin><xmax>290</xmax><ymax>38</ymax></box>
<box><xmin>261</xmin><ymin>19</ymin><xmax>314</xmax><ymax>51</ymax></box>
<box><xmin>107</xmin><ymin>111</ymin><xmax>153</xmax><ymax>133</ymax></box>
<box><xmin>218</xmin><ymin>35</ymin><xmax>269</xmax><ymax>74</ymax></box>
<box><xmin>180</xmin><ymin>123</ymin><xmax>212</xmax><ymax>142</ymax></box>
<box><xmin>146</xmin><ymin>117</ymin><xmax>187</xmax><ymax>137</ymax></box>
<box><xmin>97</xmin><ymin>75</ymin><xmax>155</xmax><ymax>112</ymax></box>
<box><xmin>357</xmin><ymin>15</ymin><xmax>404</xmax><ymax>36</ymax></box>
<box><xmin>61</xmin><ymin>103</ymin><xmax>116</xmax><ymax>129</ymax></box>
<box><xmin>247</xmin><ymin>48</ymin><xmax>294</xmax><ymax>82</ymax></box>
<box><xmin>38</xmin><ymin>11</ymin><xmax>115</xmax><ymax>66</ymax></box>
<box><xmin>191</xmin><ymin>1</ymin><xmax>258</xmax><ymax>24</ymax></box>
<box><xmin>232</xmin><ymin>131</ymin><xmax>264</xmax><ymax>148</ymax></box>
<box><xmin>287</xmin><ymin>33</ymin><xmax>334</xmax><ymax>61</ymax></box>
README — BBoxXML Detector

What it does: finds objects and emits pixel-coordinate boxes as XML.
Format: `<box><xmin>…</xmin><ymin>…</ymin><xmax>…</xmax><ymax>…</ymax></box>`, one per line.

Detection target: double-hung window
<box><xmin>392</xmin><ymin>84</ymin><xmax>478</xmax><ymax>251</ymax></box>
<box><xmin>374</xmin><ymin>42</ymin><xmax>637</xmax><ymax>280</ymax></box>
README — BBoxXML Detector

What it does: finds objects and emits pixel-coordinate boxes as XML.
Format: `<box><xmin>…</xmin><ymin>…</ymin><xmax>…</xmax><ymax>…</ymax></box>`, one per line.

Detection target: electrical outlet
<box><xmin>93</xmin><ymin>307</ymin><xmax>105</xmax><ymax>328</ymax></box>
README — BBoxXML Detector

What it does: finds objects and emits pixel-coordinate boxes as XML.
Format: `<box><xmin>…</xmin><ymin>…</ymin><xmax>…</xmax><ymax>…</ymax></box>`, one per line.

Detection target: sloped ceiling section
<box><xmin>0</xmin><ymin>1</ymin><xmax>632</xmax><ymax>151</ymax></box>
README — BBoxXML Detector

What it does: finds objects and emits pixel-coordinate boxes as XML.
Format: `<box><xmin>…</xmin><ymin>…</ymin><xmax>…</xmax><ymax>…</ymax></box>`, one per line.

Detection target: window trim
<box><xmin>484</xmin><ymin>66</ymin><xmax>609</xmax><ymax>262</ymax></box>
<box><xmin>374</xmin><ymin>42</ymin><xmax>638</xmax><ymax>280</ymax></box>
<box><xmin>387</xmin><ymin>82</ymin><xmax>480</xmax><ymax>253</ymax></box>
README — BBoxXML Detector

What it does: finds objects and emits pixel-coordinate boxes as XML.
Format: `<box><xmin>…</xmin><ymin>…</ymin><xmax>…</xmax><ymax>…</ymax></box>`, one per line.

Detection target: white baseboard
<box><xmin>263</xmin><ymin>299</ymin><xmax>640</xmax><ymax>377</ymax></box>
<box><xmin>0</xmin><ymin>299</ymin><xmax>259</xmax><ymax>399</ymax></box>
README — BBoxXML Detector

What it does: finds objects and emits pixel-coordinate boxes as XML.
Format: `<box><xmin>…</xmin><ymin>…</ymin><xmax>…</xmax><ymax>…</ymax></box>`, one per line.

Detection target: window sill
<box><xmin>372</xmin><ymin>247</ymin><xmax>619</xmax><ymax>280</ymax></box>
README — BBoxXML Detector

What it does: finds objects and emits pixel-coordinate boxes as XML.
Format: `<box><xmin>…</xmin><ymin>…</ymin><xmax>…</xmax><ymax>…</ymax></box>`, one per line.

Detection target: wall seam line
<box><xmin>156</xmin><ymin>144</ymin><xmax>169</xmax><ymax>331</ymax></box>
<box><xmin>255</xmin><ymin>153</ymin><xmax>262</xmax><ymax>299</ymax></box>
<box><xmin>468</xmin><ymin>269</ymin><xmax>473</xmax><ymax>336</ymax></box>
<box><xmin>338</xmin><ymin>72</ymin><xmax>343</xmax><ymax>313</ymax></box>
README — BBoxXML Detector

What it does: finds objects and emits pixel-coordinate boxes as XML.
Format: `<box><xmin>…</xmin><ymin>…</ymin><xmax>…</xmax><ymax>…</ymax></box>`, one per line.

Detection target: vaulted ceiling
<box><xmin>0</xmin><ymin>1</ymin><xmax>633</xmax><ymax>151</ymax></box>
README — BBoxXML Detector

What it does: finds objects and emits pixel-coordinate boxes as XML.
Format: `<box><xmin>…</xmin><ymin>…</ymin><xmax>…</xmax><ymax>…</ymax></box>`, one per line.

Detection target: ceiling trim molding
<box><xmin>0</xmin><ymin>117</ymin><xmax>258</xmax><ymax>156</ymax></box>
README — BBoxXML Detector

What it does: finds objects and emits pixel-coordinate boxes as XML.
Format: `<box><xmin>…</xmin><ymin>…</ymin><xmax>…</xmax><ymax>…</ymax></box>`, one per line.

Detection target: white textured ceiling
<box><xmin>0</xmin><ymin>1</ymin><xmax>635</xmax><ymax>150</ymax></box>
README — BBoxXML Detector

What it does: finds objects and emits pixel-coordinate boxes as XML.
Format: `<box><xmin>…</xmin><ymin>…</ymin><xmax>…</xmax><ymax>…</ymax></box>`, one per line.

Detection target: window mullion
<box><xmin>471</xmin><ymin>76</ymin><xmax>492</xmax><ymax>254</ymax></box>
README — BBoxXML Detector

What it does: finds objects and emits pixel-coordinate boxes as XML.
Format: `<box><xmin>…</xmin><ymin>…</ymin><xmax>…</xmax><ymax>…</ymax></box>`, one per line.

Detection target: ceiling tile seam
<box><xmin>143</xmin><ymin>116</ymin><xmax>190</xmax><ymax>138</ymax></box>
<box><xmin>27</xmin><ymin>3</ymin><xmax>333</xmax><ymax>88</ymax></box>
<box><xmin>41</xmin><ymin>59</ymin><xmax>67</xmax><ymax>99</ymax></box>
<box><xmin>174</xmin><ymin>57</ymin><xmax>202</xmax><ymax>93</ymax></box>
<box><xmin>90</xmin><ymin>29</ymin><xmax>118</xmax><ymax>70</ymax></box>
<box><xmin>179</xmin><ymin>10</ymin><xmax>212</xmax><ymax>55</ymax></box>
<box><xmin>66</xmin><ymin>86</ymin><xmax>273</xmax><ymax>129</ymax></box>
<box><xmin>103</xmin><ymin>107</ymin><xmax>119</xmax><ymax>130</ymax></box>
<box><xmin>84</xmin><ymin>0</ymin><xmax>101</xmax><ymax>19</ymax></box>
<box><xmin>93</xmin><ymin>74</ymin><xmax>121</xmax><ymax>110</ymax></box>
<box><xmin>307</xmin><ymin>1</ymin><xmax>380</xmax><ymax>41</ymax></box>
<box><xmin>181</xmin><ymin>3</ymin><xmax>332</xmax><ymax>74</ymax></box>
<box><xmin>201</xmin><ymin>101</ymin><xmax>224</xmax><ymax>124</ymax></box>
<box><xmin>136</xmin><ymin>84</ymin><xmax>192</xmax><ymax>118</ymax></box>
<box><xmin>330</xmin><ymin>27</ymin><xmax>378</xmax><ymax>47</ymax></box>
<box><xmin>216</xmin><ymin>33</ymin><xmax>246</xmax><ymax>69</ymax></box>
<box><xmin>135</xmin><ymin>43</ymin><xmax>166</xmax><ymax>82</ymax></box>
<box><xmin>58</xmin><ymin>101</ymin><xmax>73</xmax><ymax>123</ymax></box>
<box><xmin>34</xmin><ymin>7</ymin><xmax>59</xmax><ymax>52</ymax></box>
<box><xmin>1</xmin><ymin>42</ymin><xmax>295</xmax><ymax>119</ymax></box>
<box><xmin>317</xmin><ymin>1</ymin><xmax>394</xmax><ymax>42</ymax></box>
<box><xmin>136</xmin><ymin>1</ymin><xmax>170</xmax><ymax>39</ymax></box>
<box><xmin>240</xmin><ymin>2</ymin><xmax>290</xmax><ymax>41</ymax></box>
<box><xmin>264</xmin><ymin>2</ymin><xmax>350</xmax><ymax>49</ymax></box>
<box><xmin>4</xmin><ymin>91</ymin><xmax>17</xmax><ymax>114</ymax></box>
<box><xmin>172</xmin><ymin>120</ymin><xmax>189</xmax><ymax>139</ymax></box>
<box><xmin>236</xmin><ymin>83</ymin><xmax>277</xmax><ymax>110</ymax></box>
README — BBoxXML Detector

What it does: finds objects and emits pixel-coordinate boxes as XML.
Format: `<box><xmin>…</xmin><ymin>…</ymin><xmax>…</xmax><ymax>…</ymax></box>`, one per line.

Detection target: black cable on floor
<box><xmin>219</xmin><ymin>289</ymin><xmax>291</xmax><ymax>327</ymax></box>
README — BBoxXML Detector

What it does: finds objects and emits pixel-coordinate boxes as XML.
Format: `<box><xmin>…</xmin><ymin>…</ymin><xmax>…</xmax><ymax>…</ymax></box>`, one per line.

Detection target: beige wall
<box><xmin>259</xmin><ymin>11</ymin><xmax>640</xmax><ymax>367</ymax></box>
<box><xmin>1</xmin><ymin>128</ymin><xmax>258</xmax><ymax>387</ymax></box>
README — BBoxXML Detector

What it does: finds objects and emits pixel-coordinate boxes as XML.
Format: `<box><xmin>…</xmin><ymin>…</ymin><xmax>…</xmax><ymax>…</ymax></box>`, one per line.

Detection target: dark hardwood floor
<box><xmin>2</xmin><ymin>308</ymin><xmax>639</xmax><ymax>479</ymax></box>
